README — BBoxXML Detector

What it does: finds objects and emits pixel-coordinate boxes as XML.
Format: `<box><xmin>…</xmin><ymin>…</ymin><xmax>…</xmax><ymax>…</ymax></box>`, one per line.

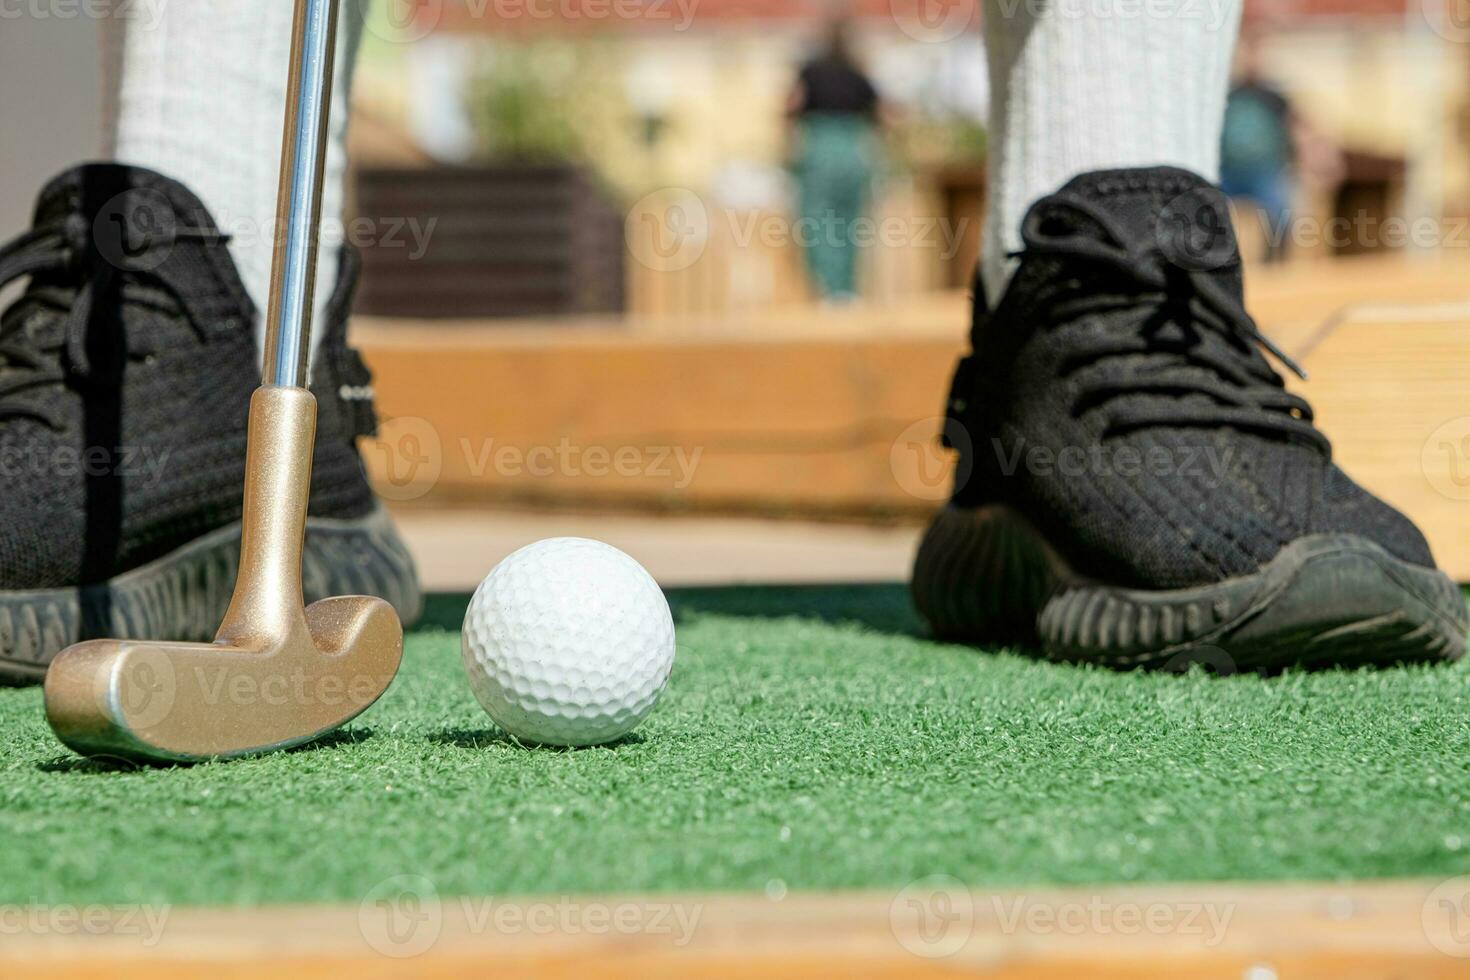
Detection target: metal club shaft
<box><xmin>262</xmin><ymin>0</ymin><xmax>341</xmax><ymax>390</ymax></box>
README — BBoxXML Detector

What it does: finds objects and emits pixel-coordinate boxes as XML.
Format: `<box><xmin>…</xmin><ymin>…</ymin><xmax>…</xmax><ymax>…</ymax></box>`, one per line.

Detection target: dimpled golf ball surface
<box><xmin>461</xmin><ymin>538</ymin><xmax>676</xmax><ymax>746</ymax></box>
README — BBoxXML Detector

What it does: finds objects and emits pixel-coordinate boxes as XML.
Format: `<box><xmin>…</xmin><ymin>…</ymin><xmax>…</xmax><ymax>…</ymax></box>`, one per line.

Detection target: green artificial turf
<box><xmin>2</xmin><ymin>584</ymin><xmax>1470</xmax><ymax>907</ymax></box>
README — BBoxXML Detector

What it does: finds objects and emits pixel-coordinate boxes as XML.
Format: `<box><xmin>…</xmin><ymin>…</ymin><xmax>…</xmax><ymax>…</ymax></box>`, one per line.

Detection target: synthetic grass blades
<box><xmin>43</xmin><ymin>0</ymin><xmax>402</xmax><ymax>762</ymax></box>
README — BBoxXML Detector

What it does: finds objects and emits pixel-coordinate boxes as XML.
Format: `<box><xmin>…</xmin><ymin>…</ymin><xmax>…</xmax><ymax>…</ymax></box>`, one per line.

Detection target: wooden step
<box><xmin>356</xmin><ymin>252</ymin><xmax>1470</xmax><ymax>580</ymax></box>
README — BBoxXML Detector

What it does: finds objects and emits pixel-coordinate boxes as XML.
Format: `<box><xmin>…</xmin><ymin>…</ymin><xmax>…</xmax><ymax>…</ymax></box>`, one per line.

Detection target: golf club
<box><xmin>42</xmin><ymin>0</ymin><xmax>403</xmax><ymax>762</ymax></box>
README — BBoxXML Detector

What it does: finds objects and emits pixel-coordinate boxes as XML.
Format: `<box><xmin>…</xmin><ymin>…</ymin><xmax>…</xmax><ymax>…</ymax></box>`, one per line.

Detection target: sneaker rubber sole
<box><xmin>0</xmin><ymin>505</ymin><xmax>422</xmax><ymax>685</ymax></box>
<box><xmin>912</xmin><ymin>504</ymin><xmax>1469</xmax><ymax>671</ymax></box>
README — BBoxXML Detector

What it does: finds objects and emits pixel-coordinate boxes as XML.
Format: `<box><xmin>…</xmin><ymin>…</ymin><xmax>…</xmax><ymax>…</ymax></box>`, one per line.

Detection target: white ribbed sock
<box><xmin>981</xmin><ymin>0</ymin><xmax>1243</xmax><ymax>300</ymax></box>
<box><xmin>100</xmin><ymin>1</ymin><xmax>363</xmax><ymax>360</ymax></box>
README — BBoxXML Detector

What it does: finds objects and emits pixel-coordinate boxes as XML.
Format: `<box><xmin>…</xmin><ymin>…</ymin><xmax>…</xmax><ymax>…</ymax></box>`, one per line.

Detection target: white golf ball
<box><xmin>461</xmin><ymin>537</ymin><xmax>675</xmax><ymax>746</ymax></box>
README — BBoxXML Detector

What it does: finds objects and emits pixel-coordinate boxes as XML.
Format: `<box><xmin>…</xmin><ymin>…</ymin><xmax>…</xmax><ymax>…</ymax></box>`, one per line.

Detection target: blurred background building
<box><xmin>342</xmin><ymin>0</ymin><xmax>1470</xmax><ymax>319</ymax></box>
<box><xmin>347</xmin><ymin>0</ymin><xmax>989</xmax><ymax>318</ymax></box>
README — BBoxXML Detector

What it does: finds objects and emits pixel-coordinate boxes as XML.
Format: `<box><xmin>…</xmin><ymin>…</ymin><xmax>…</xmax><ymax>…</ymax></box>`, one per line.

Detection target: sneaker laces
<box><xmin>0</xmin><ymin>214</ymin><xmax>223</xmax><ymax>428</ymax></box>
<box><xmin>1017</xmin><ymin>195</ymin><xmax>1330</xmax><ymax>455</ymax></box>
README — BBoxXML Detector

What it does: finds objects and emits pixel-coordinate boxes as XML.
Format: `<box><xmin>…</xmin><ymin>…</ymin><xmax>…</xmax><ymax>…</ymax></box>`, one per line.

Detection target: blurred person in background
<box><xmin>1220</xmin><ymin>32</ymin><xmax>1300</xmax><ymax>263</ymax></box>
<box><xmin>786</xmin><ymin>15</ymin><xmax>883</xmax><ymax>303</ymax></box>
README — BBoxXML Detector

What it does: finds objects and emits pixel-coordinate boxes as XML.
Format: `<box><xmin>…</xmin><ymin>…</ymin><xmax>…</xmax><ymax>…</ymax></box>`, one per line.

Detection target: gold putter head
<box><xmin>43</xmin><ymin>388</ymin><xmax>403</xmax><ymax>763</ymax></box>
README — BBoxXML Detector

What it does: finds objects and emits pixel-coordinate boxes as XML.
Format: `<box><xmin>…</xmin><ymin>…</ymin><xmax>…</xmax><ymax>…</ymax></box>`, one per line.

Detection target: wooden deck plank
<box><xmin>6</xmin><ymin>879</ymin><xmax>1469</xmax><ymax>978</ymax></box>
<box><xmin>356</xmin><ymin>252</ymin><xmax>1470</xmax><ymax>579</ymax></box>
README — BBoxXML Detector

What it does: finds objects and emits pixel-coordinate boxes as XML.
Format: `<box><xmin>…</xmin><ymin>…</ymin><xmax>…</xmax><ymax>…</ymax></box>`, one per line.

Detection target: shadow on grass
<box><xmin>666</xmin><ymin>582</ymin><xmax>923</xmax><ymax>638</ymax></box>
<box><xmin>414</xmin><ymin>584</ymin><xmax>1395</xmax><ymax>676</ymax></box>
<box><xmin>35</xmin><ymin>728</ymin><xmax>376</xmax><ymax>774</ymax></box>
<box><xmin>411</xmin><ymin>584</ymin><xmax>925</xmax><ymax>642</ymax></box>
<box><xmin>414</xmin><ymin>593</ymin><xmax>473</xmax><ymax>633</ymax></box>
<box><xmin>430</xmin><ymin>728</ymin><xmax>647</xmax><ymax>752</ymax></box>
<box><xmin>37</xmin><ymin>754</ymin><xmax>153</xmax><ymax>774</ymax></box>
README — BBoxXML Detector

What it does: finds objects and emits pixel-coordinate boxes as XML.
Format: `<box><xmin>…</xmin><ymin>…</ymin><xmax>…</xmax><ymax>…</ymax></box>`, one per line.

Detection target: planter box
<box><xmin>353</xmin><ymin>164</ymin><xmax>624</xmax><ymax>319</ymax></box>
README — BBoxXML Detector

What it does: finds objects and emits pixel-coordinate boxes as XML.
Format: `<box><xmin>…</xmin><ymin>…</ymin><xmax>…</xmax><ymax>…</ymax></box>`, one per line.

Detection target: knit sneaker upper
<box><xmin>0</xmin><ymin>163</ymin><xmax>376</xmax><ymax>589</ymax></box>
<box><xmin>946</xmin><ymin>166</ymin><xmax>1435</xmax><ymax>589</ymax></box>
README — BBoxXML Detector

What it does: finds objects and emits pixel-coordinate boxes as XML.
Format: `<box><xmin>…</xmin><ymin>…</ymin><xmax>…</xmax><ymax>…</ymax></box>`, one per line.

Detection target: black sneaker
<box><xmin>912</xmin><ymin>166</ymin><xmax>1467</xmax><ymax>670</ymax></box>
<box><xmin>0</xmin><ymin>163</ymin><xmax>421</xmax><ymax>684</ymax></box>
